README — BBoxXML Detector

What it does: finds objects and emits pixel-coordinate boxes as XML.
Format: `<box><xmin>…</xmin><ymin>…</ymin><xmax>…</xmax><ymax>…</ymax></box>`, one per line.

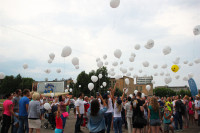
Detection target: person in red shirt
<box><xmin>55</xmin><ymin>105</ymin><xmax>63</xmax><ymax>133</ymax></box>
<box><xmin>82</xmin><ymin>96</ymin><xmax>90</xmax><ymax>127</ymax></box>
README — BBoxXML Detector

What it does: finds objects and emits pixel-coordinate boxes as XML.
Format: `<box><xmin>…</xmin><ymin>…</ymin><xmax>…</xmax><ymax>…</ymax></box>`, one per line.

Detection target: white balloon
<box><xmin>143</xmin><ymin>74</ymin><xmax>147</xmax><ymax>77</ymax></box>
<box><xmin>48</xmin><ymin>59</ymin><xmax>53</xmax><ymax>64</ymax></box>
<box><xmin>105</xmin><ymin>61</ymin><xmax>108</xmax><ymax>65</ymax></box>
<box><xmin>194</xmin><ymin>58</ymin><xmax>200</xmax><ymax>64</ymax></box>
<box><xmin>75</xmin><ymin>65</ymin><xmax>79</xmax><ymax>69</ymax></box>
<box><xmin>139</xmin><ymin>69</ymin><xmax>143</xmax><ymax>73</ymax></box>
<box><xmin>125</xmin><ymin>78</ymin><xmax>130</xmax><ymax>85</ymax></box>
<box><xmin>193</xmin><ymin>25</ymin><xmax>200</xmax><ymax>35</ymax></box>
<box><xmin>91</xmin><ymin>76</ymin><xmax>98</xmax><ymax>82</ymax></box>
<box><xmin>61</xmin><ymin>46</ymin><xmax>72</xmax><ymax>57</ymax></box>
<box><xmin>88</xmin><ymin>83</ymin><xmax>94</xmax><ymax>91</ymax></box>
<box><xmin>69</xmin><ymin>88</ymin><xmax>73</xmax><ymax>92</ymax></box>
<box><xmin>183</xmin><ymin>76</ymin><xmax>189</xmax><ymax>81</ymax></box>
<box><xmin>131</xmin><ymin>53</ymin><xmax>136</xmax><ymax>57</ymax></box>
<box><xmin>120</xmin><ymin>61</ymin><xmax>123</xmax><ymax>65</ymax></box>
<box><xmin>133</xmin><ymin>74</ymin><xmax>138</xmax><ymax>78</ymax></box>
<box><xmin>153</xmin><ymin>64</ymin><xmax>158</xmax><ymax>69</ymax></box>
<box><xmin>45</xmin><ymin>78</ymin><xmax>48</xmax><ymax>81</ymax></box>
<box><xmin>188</xmin><ymin>73</ymin><xmax>194</xmax><ymax>79</ymax></box>
<box><xmin>144</xmin><ymin>39</ymin><xmax>154</xmax><ymax>49</ymax></box>
<box><xmin>123</xmin><ymin>88</ymin><xmax>128</xmax><ymax>94</ymax></box>
<box><xmin>161</xmin><ymin>64</ymin><xmax>168</xmax><ymax>69</ymax></box>
<box><xmin>134</xmin><ymin>44</ymin><xmax>141</xmax><ymax>50</ymax></box>
<box><xmin>50</xmin><ymin>93</ymin><xmax>54</xmax><ymax>97</ymax></box>
<box><xmin>126</xmin><ymin>72</ymin><xmax>131</xmax><ymax>77</ymax></box>
<box><xmin>73</xmin><ymin>79</ymin><xmax>77</xmax><ymax>84</ymax></box>
<box><xmin>44</xmin><ymin>69</ymin><xmax>51</xmax><ymax>74</ymax></box>
<box><xmin>129</xmin><ymin>67</ymin><xmax>134</xmax><ymax>71</ymax></box>
<box><xmin>154</xmin><ymin>73</ymin><xmax>158</xmax><ymax>76</ymax></box>
<box><xmin>134</xmin><ymin>90</ymin><xmax>138</xmax><ymax>94</ymax></box>
<box><xmin>163</xmin><ymin>46</ymin><xmax>171</xmax><ymax>55</ymax></box>
<box><xmin>112</xmin><ymin>61</ymin><xmax>118</xmax><ymax>67</ymax></box>
<box><xmin>65</xmin><ymin>89</ymin><xmax>68</xmax><ymax>93</ymax></box>
<box><xmin>110</xmin><ymin>68</ymin><xmax>115</xmax><ymax>71</ymax></box>
<box><xmin>103</xmin><ymin>82</ymin><xmax>107</xmax><ymax>87</ymax></box>
<box><xmin>146</xmin><ymin>85</ymin><xmax>151</xmax><ymax>91</ymax></box>
<box><xmin>151</xmin><ymin>80</ymin><xmax>155</xmax><ymax>84</ymax></box>
<box><xmin>173</xmin><ymin>60</ymin><xmax>179</xmax><ymax>64</ymax></box>
<box><xmin>49</xmin><ymin>53</ymin><xmax>55</xmax><ymax>60</ymax></box>
<box><xmin>129</xmin><ymin>56</ymin><xmax>135</xmax><ymax>62</ymax></box>
<box><xmin>44</xmin><ymin>103</ymin><xmax>51</xmax><ymax>110</ymax></box>
<box><xmin>164</xmin><ymin>77</ymin><xmax>172</xmax><ymax>84</ymax></box>
<box><xmin>72</xmin><ymin>57</ymin><xmax>79</xmax><ymax>66</ymax></box>
<box><xmin>121</xmin><ymin>68</ymin><xmax>127</xmax><ymax>74</ymax></box>
<box><xmin>110</xmin><ymin>71</ymin><xmax>115</xmax><ymax>76</ymax></box>
<box><xmin>165</xmin><ymin>73</ymin><xmax>170</xmax><ymax>76</ymax></box>
<box><xmin>23</xmin><ymin>64</ymin><xmax>28</xmax><ymax>69</ymax></box>
<box><xmin>110</xmin><ymin>0</ymin><xmax>120</xmax><ymax>8</ymax></box>
<box><xmin>115</xmin><ymin>75</ymin><xmax>122</xmax><ymax>80</ymax></box>
<box><xmin>56</xmin><ymin>68</ymin><xmax>61</xmax><ymax>73</ymax></box>
<box><xmin>183</xmin><ymin>60</ymin><xmax>188</xmax><ymax>64</ymax></box>
<box><xmin>188</xmin><ymin>62</ymin><xmax>193</xmax><ymax>66</ymax></box>
<box><xmin>142</xmin><ymin>61</ymin><xmax>149</xmax><ymax>67</ymax></box>
<box><xmin>175</xmin><ymin>75</ymin><xmax>180</xmax><ymax>79</ymax></box>
<box><xmin>103</xmin><ymin>55</ymin><xmax>107</xmax><ymax>60</ymax></box>
<box><xmin>142</xmin><ymin>93</ymin><xmax>145</xmax><ymax>98</ymax></box>
<box><xmin>114</xmin><ymin>49</ymin><xmax>122</xmax><ymax>59</ymax></box>
<box><xmin>100</xmin><ymin>85</ymin><xmax>103</xmax><ymax>88</ymax></box>
<box><xmin>160</xmin><ymin>72</ymin><xmax>164</xmax><ymax>76</ymax></box>
<box><xmin>129</xmin><ymin>94</ymin><xmax>133</xmax><ymax>98</ymax></box>
<box><xmin>0</xmin><ymin>72</ymin><xmax>5</xmax><ymax>79</ymax></box>
<box><xmin>98</xmin><ymin>74</ymin><xmax>103</xmax><ymax>79</ymax></box>
<box><xmin>176</xmin><ymin>57</ymin><xmax>180</xmax><ymax>61</ymax></box>
<box><xmin>97</xmin><ymin>61</ymin><xmax>103</xmax><ymax>68</ymax></box>
<box><xmin>96</xmin><ymin>58</ymin><xmax>100</xmax><ymax>62</ymax></box>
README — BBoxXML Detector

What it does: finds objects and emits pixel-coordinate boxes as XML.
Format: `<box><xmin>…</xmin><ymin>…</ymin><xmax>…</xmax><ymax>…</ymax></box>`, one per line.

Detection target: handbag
<box><xmin>133</xmin><ymin>116</ymin><xmax>147</xmax><ymax>126</ymax></box>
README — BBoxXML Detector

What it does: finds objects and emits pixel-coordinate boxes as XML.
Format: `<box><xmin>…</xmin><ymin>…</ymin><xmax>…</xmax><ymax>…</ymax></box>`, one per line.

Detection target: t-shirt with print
<box><xmin>75</xmin><ymin>98</ymin><xmax>84</xmax><ymax>114</ymax></box>
<box><xmin>125</xmin><ymin>101</ymin><xmax>133</xmax><ymax>118</ymax></box>
<box><xmin>19</xmin><ymin>96</ymin><xmax>29</xmax><ymax>116</ymax></box>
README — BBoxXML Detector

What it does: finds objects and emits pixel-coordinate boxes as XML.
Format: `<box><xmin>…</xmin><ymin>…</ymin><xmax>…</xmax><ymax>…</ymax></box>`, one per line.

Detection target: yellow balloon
<box><xmin>171</xmin><ymin>65</ymin><xmax>179</xmax><ymax>73</ymax></box>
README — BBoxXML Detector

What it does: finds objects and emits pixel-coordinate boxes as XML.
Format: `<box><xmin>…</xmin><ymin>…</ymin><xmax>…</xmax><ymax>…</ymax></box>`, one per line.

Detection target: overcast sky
<box><xmin>0</xmin><ymin>0</ymin><xmax>200</xmax><ymax>89</ymax></box>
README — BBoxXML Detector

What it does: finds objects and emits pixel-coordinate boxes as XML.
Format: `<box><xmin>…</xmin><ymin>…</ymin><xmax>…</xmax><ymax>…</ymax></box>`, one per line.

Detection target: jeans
<box><xmin>75</xmin><ymin>114</ymin><xmax>83</xmax><ymax>133</ymax></box>
<box><xmin>113</xmin><ymin>117</ymin><xmax>122</xmax><ymax>133</ymax></box>
<box><xmin>61</xmin><ymin>114</ymin><xmax>67</xmax><ymax>129</ymax></box>
<box><xmin>174</xmin><ymin>112</ymin><xmax>182</xmax><ymax>130</ymax></box>
<box><xmin>126</xmin><ymin>117</ymin><xmax>132</xmax><ymax>133</ymax></box>
<box><xmin>104</xmin><ymin>113</ymin><xmax>112</xmax><ymax>133</ymax></box>
<box><xmin>12</xmin><ymin>125</ymin><xmax>18</xmax><ymax>133</ymax></box>
<box><xmin>198</xmin><ymin>114</ymin><xmax>200</xmax><ymax>126</ymax></box>
<box><xmin>18</xmin><ymin>116</ymin><xmax>29</xmax><ymax>133</ymax></box>
<box><xmin>1</xmin><ymin>114</ymin><xmax>11</xmax><ymax>133</ymax></box>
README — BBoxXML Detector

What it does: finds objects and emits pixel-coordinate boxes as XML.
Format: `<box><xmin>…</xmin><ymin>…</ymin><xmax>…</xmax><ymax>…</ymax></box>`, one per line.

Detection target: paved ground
<box><xmin>39</xmin><ymin>109</ymin><xmax>200</xmax><ymax>133</ymax></box>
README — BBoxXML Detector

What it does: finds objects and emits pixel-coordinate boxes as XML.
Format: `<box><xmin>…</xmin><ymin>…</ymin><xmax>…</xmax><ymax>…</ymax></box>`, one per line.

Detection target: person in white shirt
<box><xmin>125</xmin><ymin>97</ymin><xmax>133</xmax><ymax>133</ymax></box>
<box><xmin>75</xmin><ymin>92</ymin><xmax>84</xmax><ymax>133</ymax></box>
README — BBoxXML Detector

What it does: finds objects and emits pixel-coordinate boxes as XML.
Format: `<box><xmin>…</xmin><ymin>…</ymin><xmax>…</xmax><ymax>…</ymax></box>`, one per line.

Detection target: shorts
<box><xmin>28</xmin><ymin>119</ymin><xmax>41</xmax><ymax>129</ymax></box>
<box><xmin>55</xmin><ymin>128</ymin><xmax>63</xmax><ymax>133</ymax></box>
<box><xmin>164</xmin><ymin>123</ymin><xmax>170</xmax><ymax>132</ymax></box>
<box><xmin>150</xmin><ymin>119</ymin><xmax>161</xmax><ymax>126</ymax></box>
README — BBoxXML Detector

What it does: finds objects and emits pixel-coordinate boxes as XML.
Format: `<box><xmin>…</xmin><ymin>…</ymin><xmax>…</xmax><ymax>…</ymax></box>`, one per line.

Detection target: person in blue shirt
<box><xmin>18</xmin><ymin>89</ymin><xmax>30</xmax><ymax>133</ymax></box>
<box><xmin>87</xmin><ymin>94</ymin><xmax>107</xmax><ymax>133</ymax></box>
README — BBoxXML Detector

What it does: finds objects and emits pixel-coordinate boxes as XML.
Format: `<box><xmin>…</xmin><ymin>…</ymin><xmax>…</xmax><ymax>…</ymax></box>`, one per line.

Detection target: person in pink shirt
<box><xmin>1</xmin><ymin>93</ymin><xmax>18</xmax><ymax>133</ymax></box>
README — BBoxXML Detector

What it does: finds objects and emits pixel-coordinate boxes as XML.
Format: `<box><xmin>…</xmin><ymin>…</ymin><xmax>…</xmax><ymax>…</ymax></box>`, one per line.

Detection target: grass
<box><xmin>0</xmin><ymin>99</ymin><xmax>5</xmax><ymax>108</ymax></box>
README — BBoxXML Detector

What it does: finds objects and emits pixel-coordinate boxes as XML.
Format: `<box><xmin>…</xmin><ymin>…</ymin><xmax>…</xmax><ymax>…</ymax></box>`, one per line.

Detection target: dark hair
<box><xmin>191</xmin><ymin>97</ymin><xmax>193</xmax><ymax>101</ymax></box>
<box><xmin>91</xmin><ymin>99</ymin><xmax>100</xmax><ymax>116</ymax></box>
<box><xmin>137</xmin><ymin>92</ymin><xmax>141</xmax><ymax>98</ymax></box>
<box><xmin>5</xmin><ymin>93</ymin><xmax>12</xmax><ymax>99</ymax></box>
<box><xmin>128</xmin><ymin>97</ymin><xmax>131</xmax><ymax>101</ymax></box>
<box><xmin>23</xmin><ymin>89</ymin><xmax>30</xmax><ymax>95</ymax></box>
<box><xmin>78</xmin><ymin>92</ymin><xmax>83</xmax><ymax>98</ymax></box>
<box><xmin>59</xmin><ymin>95</ymin><xmax>63</xmax><ymax>102</ymax></box>
<box><xmin>16</xmin><ymin>89</ymin><xmax>21</xmax><ymax>94</ymax></box>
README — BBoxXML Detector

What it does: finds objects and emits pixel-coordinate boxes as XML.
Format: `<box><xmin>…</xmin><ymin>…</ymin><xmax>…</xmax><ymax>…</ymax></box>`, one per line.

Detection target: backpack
<box><xmin>179</xmin><ymin>101</ymin><xmax>186</xmax><ymax>115</ymax></box>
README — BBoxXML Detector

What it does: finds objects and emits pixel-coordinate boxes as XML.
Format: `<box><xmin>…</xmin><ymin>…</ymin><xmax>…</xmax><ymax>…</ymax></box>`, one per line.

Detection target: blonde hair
<box><xmin>150</xmin><ymin>97</ymin><xmax>159</xmax><ymax>112</ymax></box>
<box><xmin>116</xmin><ymin>103</ymin><xmax>122</xmax><ymax>112</ymax></box>
<box><xmin>32</xmin><ymin>92</ymin><xmax>40</xmax><ymax>100</ymax></box>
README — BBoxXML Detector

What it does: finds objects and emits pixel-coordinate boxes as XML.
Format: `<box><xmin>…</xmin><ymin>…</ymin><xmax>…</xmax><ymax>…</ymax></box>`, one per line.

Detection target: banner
<box><xmin>188</xmin><ymin>78</ymin><xmax>198</xmax><ymax>97</ymax></box>
<box><xmin>37</xmin><ymin>81</ymin><xmax>65</xmax><ymax>93</ymax></box>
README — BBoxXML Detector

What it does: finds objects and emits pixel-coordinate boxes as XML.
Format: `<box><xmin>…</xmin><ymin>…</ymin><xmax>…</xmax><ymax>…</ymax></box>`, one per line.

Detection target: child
<box><xmin>12</xmin><ymin>109</ymin><xmax>19</xmax><ymax>133</ymax></box>
<box><xmin>163</xmin><ymin>107</ymin><xmax>174</xmax><ymax>133</ymax></box>
<box><xmin>55</xmin><ymin>105</ymin><xmax>63</xmax><ymax>133</ymax></box>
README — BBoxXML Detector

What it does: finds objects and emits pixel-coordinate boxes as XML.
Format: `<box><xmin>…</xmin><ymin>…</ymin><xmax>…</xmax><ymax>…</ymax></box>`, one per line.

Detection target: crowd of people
<box><xmin>1</xmin><ymin>83</ymin><xmax>200</xmax><ymax>133</ymax></box>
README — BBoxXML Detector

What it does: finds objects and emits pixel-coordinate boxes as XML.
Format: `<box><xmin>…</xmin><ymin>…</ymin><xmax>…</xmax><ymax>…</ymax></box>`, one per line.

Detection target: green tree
<box><xmin>76</xmin><ymin>71</ymin><xmax>90</xmax><ymax>96</ymax></box>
